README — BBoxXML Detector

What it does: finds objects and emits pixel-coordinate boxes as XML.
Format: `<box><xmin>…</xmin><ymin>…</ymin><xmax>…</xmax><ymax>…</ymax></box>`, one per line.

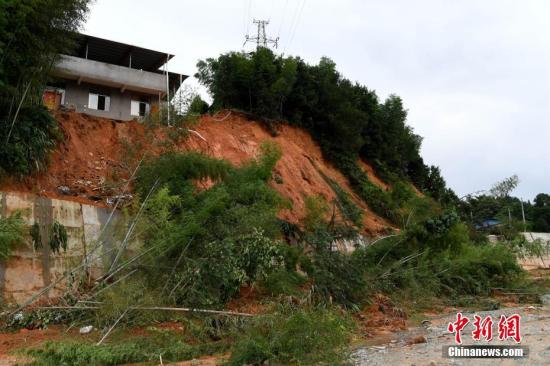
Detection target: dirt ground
<box><xmin>0</xmin><ymin>110</ymin><xmax>392</xmax><ymax>236</ymax></box>
<box><xmin>352</xmin><ymin>305</ymin><xmax>550</xmax><ymax>366</ymax></box>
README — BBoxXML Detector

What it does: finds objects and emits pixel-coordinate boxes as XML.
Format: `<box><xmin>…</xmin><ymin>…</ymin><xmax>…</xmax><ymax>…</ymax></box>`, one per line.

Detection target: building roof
<box><xmin>69</xmin><ymin>33</ymin><xmax>175</xmax><ymax>72</ymax></box>
<box><xmin>66</xmin><ymin>33</ymin><xmax>187</xmax><ymax>93</ymax></box>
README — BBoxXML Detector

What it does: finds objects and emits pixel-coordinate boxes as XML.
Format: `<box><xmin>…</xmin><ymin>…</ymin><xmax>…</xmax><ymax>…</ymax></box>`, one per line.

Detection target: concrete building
<box><xmin>43</xmin><ymin>33</ymin><xmax>187</xmax><ymax>121</ymax></box>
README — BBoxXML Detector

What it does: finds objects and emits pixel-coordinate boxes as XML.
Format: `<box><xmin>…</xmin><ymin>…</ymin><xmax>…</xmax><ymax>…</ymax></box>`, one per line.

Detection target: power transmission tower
<box><xmin>244</xmin><ymin>19</ymin><xmax>279</xmax><ymax>49</ymax></box>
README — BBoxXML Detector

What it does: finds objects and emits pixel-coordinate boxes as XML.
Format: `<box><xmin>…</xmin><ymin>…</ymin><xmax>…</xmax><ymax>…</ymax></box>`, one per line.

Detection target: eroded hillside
<box><xmin>1</xmin><ymin>110</ymin><xmax>392</xmax><ymax>235</ymax></box>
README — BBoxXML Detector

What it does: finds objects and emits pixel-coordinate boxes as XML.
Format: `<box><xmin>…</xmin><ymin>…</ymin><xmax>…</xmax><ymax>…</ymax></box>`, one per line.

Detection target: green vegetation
<box><xmin>128</xmin><ymin>142</ymin><xmax>287</xmax><ymax>307</ymax></box>
<box><xmin>24</xmin><ymin>332</ymin><xmax>228</xmax><ymax>366</ymax></box>
<box><xmin>196</xmin><ymin>48</ymin><xmax>457</xmax><ymax>211</ymax></box>
<box><xmin>0</xmin><ymin>0</ymin><xmax>90</xmax><ymax>177</ymax></box>
<box><xmin>15</xmin><ymin>145</ymin><xmax>531</xmax><ymax>365</ymax></box>
<box><xmin>0</xmin><ymin>106</ymin><xmax>63</xmax><ymax>177</ymax></box>
<box><xmin>228</xmin><ymin>308</ymin><xmax>352</xmax><ymax>366</ymax></box>
<box><xmin>2</xmin><ymin>34</ymin><xmax>541</xmax><ymax>364</ymax></box>
<box><xmin>531</xmin><ymin>193</ymin><xmax>550</xmax><ymax>232</ymax></box>
<box><xmin>0</xmin><ymin>211</ymin><xmax>25</xmax><ymax>259</ymax></box>
<box><xmin>30</xmin><ymin>220</ymin><xmax>68</xmax><ymax>254</ymax></box>
<box><xmin>458</xmin><ymin>175</ymin><xmax>550</xmax><ymax>235</ymax></box>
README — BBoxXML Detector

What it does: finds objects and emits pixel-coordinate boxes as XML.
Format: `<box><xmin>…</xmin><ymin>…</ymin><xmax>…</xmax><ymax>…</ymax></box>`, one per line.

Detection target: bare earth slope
<box><xmin>1</xmin><ymin>110</ymin><xmax>392</xmax><ymax>236</ymax></box>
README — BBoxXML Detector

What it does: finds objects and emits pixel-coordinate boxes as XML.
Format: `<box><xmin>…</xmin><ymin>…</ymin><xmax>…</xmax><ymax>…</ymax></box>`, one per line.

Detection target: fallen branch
<box><xmin>97</xmin><ymin>308</ymin><xmax>129</xmax><ymax>345</ymax></box>
<box><xmin>108</xmin><ymin>178</ymin><xmax>160</xmax><ymax>273</ymax></box>
<box><xmin>37</xmin><ymin>305</ymin><xmax>255</xmax><ymax>317</ymax></box>
<box><xmin>188</xmin><ymin>129</ymin><xmax>207</xmax><ymax>142</ymax></box>
<box><xmin>212</xmin><ymin>110</ymin><xmax>232</xmax><ymax>121</ymax></box>
<box><xmin>132</xmin><ymin>306</ymin><xmax>255</xmax><ymax>317</ymax></box>
<box><xmin>369</xmin><ymin>234</ymin><xmax>400</xmax><ymax>247</ymax></box>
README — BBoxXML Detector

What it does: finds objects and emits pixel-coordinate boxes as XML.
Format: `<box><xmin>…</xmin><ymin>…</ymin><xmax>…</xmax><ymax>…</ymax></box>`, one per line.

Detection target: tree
<box><xmin>532</xmin><ymin>193</ymin><xmax>550</xmax><ymax>232</ymax></box>
<box><xmin>489</xmin><ymin>175</ymin><xmax>519</xmax><ymax>198</ymax></box>
<box><xmin>0</xmin><ymin>0</ymin><xmax>90</xmax><ymax>176</ymax></box>
<box><xmin>196</xmin><ymin>49</ymin><xmax>457</xmax><ymax>219</ymax></box>
<box><xmin>0</xmin><ymin>0</ymin><xmax>90</xmax><ymax>118</ymax></box>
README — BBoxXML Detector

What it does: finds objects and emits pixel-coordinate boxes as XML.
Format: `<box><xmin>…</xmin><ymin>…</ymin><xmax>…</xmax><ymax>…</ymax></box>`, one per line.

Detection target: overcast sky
<box><xmin>84</xmin><ymin>0</ymin><xmax>550</xmax><ymax>201</ymax></box>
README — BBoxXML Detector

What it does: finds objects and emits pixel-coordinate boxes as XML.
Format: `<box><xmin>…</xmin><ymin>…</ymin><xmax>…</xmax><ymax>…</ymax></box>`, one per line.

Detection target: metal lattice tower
<box><xmin>244</xmin><ymin>19</ymin><xmax>279</xmax><ymax>49</ymax></box>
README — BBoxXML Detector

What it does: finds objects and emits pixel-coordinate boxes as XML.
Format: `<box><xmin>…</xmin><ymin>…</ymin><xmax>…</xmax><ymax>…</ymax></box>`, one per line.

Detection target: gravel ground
<box><xmin>352</xmin><ymin>305</ymin><xmax>550</xmax><ymax>366</ymax></box>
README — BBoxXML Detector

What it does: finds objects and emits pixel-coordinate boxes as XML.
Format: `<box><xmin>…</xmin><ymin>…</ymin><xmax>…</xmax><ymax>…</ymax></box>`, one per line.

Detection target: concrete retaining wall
<box><xmin>0</xmin><ymin>191</ymin><xmax>123</xmax><ymax>304</ymax></box>
<box><xmin>519</xmin><ymin>232</ymin><xmax>550</xmax><ymax>270</ymax></box>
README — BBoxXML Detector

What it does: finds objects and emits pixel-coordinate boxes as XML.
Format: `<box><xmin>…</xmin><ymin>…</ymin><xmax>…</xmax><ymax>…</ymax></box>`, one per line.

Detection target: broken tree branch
<box><xmin>108</xmin><ymin>178</ymin><xmax>160</xmax><ymax>273</ymax></box>
<box><xmin>97</xmin><ymin>308</ymin><xmax>130</xmax><ymax>345</ymax></box>
<box><xmin>38</xmin><ymin>305</ymin><xmax>255</xmax><ymax>317</ymax></box>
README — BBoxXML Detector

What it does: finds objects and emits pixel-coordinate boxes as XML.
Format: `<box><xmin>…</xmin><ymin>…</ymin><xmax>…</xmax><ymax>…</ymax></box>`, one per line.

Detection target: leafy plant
<box><xmin>24</xmin><ymin>332</ymin><xmax>227</xmax><ymax>366</ymax></box>
<box><xmin>128</xmin><ymin>144</ymin><xmax>287</xmax><ymax>307</ymax></box>
<box><xmin>0</xmin><ymin>211</ymin><xmax>25</xmax><ymax>259</ymax></box>
<box><xmin>0</xmin><ymin>106</ymin><xmax>62</xmax><ymax>177</ymax></box>
<box><xmin>228</xmin><ymin>308</ymin><xmax>353</xmax><ymax>366</ymax></box>
<box><xmin>0</xmin><ymin>0</ymin><xmax>89</xmax><ymax>178</ymax></box>
<box><xmin>30</xmin><ymin>220</ymin><xmax>68</xmax><ymax>254</ymax></box>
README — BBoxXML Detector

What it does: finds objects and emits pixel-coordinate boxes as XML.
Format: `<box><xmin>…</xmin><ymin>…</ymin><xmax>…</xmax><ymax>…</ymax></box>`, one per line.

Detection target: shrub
<box><xmin>303</xmin><ymin>195</ymin><xmax>330</xmax><ymax>232</ymax></box>
<box><xmin>0</xmin><ymin>211</ymin><xmax>25</xmax><ymax>259</ymax></box>
<box><xmin>137</xmin><ymin>151</ymin><xmax>233</xmax><ymax>196</ymax></box>
<box><xmin>350</xmin><ymin>219</ymin><xmax>525</xmax><ymax>301</ymax></box>
<box><xmin>130</xmin><ymin>146</ymin><xmax>287</xmax><ymax>307</ymax></box>
<box><xmin>228</xmin><ymin>308</ymin><xmax>353</xmax><ymax>366</ymax></box>
<box><xmin>24</xmin><ymin>333</ymin><xmax>227</xmax><ymax>366</ymax></box>
<box><xmin>261</xmin><ymin>269</ymin><xmax>307</xmax><ymax>297</ymax></box>
<box><xmin>308</xmin><ymin>248</ymin><xmax>366</xmax><ymax>307</ymax></box>
<box><xmin>322</xmin><ymin>174</ymin><xmax>363</xmax><ymax>228</ymax></box>
<box><xmin>0</xmin><ymin>106</ymin><xmax>62</xmax><ymax>177</ymax></box>
<box><xmin>437</xmin><ymin>243</ymin><xmax>524</xmax><ymax>296</ymax></box>
<box><xmin>30</xmin><ymin>220</ymin><xmax>68</xmax><ymax>254</ymax></box>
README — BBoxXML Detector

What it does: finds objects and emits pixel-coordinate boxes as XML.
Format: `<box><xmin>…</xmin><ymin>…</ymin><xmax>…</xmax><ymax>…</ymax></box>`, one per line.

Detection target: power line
<box><xmin>244</xmin><ymin>19</ymin><xmax>279</xmax><ymax>49</ymax></box>
<box><xmin>242</xmin><ymin>0</ymin><xmax>248</xmax><ymax>34</ymax></box>
<box><xmin>245</xmin><ymin>0</ymin><xmax>253</xmax><ymax>35</ymax></box>
<box><xmin>284</xmin><ymin>0</ymin><xmax>306</xmax><ymax>54</ymax></box>
<box><xmin>277</xmin><ymin>0</ymin><xmax>289</xmax><ymax>38</ymax></box>
<box><xmin>286</xmin><ymin>0</ymin><xmax>301</xmax><ymax>40</ymax></box>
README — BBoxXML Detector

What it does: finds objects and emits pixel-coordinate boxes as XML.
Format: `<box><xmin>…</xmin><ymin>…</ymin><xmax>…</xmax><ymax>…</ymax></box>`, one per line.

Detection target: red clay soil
<box><xmin>225</xmin><ymin>286</ymin><xmax>271</xmax><ymax>315</ymax></box>
<box><xmin>0</xmin><ymin>110</ymin><xmax>392</xmax><ymax>236</ymax></box>
<box><xmin>0</xmin><ymin>325</ymin><xmax>66</xmax><ymax>357</ymax></box>
<box><xmin>355</xmin><ymin>294</ymin><xmax>408</xmax><ymax>338</ymax></box>
<box><xmin>357</xmin><ymin>159</ymin><xmax>390</xmax><ymax>191</ymax></box>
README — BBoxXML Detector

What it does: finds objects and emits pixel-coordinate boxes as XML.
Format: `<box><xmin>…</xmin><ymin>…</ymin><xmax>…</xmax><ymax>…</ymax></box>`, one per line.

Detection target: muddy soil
<box><xmin>0</xmin><ymin>110</ymin><xmax>392</xmax><ymax>236</ymax></box>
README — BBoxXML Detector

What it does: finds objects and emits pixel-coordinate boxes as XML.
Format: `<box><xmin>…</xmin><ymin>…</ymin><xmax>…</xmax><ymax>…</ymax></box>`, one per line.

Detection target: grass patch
<box><xmin>23</xmin><ymin>330</ymin><xmax>228</xmax><ymax>366</ymax></box>
<box><xmin>228</xmin><ymin>307</ymin><xmax>353</xmax><ymax>366</ymax></box>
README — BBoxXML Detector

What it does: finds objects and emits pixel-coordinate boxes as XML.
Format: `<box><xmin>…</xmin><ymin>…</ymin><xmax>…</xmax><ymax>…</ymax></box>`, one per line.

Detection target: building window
<box><xmin>131</xmin><ymin>100</ymin><xmax>150</xmax><ymax>117</ymax></box>
<box><xmin>88</xmin><ymin>91</ymin><xmax>110</xmax><ymax>111</ymax></box>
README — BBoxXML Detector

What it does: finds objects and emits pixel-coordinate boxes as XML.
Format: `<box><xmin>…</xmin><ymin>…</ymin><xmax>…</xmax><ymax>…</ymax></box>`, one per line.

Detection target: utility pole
<box><xmin>244</xmin><ymin>19</ymin><xmax>279</xmax><ymax>49</ymax></box>
<box><xmin>521</xmin><ymin>200</ymin><xmax>527</xmax><ymax>232</ymax></box>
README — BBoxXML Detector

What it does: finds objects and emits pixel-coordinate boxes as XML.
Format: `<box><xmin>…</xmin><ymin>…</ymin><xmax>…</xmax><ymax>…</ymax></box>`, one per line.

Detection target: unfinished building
<box><xmin>42</xmin><ymin>33</ymin><xmax>187</xmax><ymax>121</ymax></box>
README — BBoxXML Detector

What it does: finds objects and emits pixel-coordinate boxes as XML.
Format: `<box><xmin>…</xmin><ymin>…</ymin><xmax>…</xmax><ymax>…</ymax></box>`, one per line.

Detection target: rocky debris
<box><xmin>79</xmin><ymin>325</ymin><xmax>94</xmax><ymax>334</ymax></box>
<box><xmin>352</xmin><ymin>306</ymin><xmax>550</xmax><ymax>365</ymax></box>
<box><xmin>57</xmin><ymin>186</ymin><xmax>73</xmax><ymax>195</ymax></box>
<box><xmin>406</xmin><ymin>335</ymin><xmax>427</xmax><ymax>345</ymax></box>
<box><xmin>540</xmin><ymin>294</ymin><xmax>550</xmax><ymax>305</ymax></box>
<box><xmin>106</xmin><ymin>194</ymin><xmax>133</xmax><ymax>206</ymax></box>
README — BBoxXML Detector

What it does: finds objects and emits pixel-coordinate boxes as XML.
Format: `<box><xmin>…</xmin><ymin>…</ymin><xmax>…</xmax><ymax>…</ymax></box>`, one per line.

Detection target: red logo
<box><xmin>498</xmin><ymin>314</ymin><xmax>522</xmax><ymax>343</ymax></box>
<box><xmin>447</xmin><ymin>312</ymin><xmax>470</xmax><ymax>344</ymax></box>
<box><xmin>472</xmin><ymin>315</ymin><xmax>493</xmax><ymax>341</ymax></box>
<box><xmin>448</xmin><ymin>313</ymin><xmax>522</xmax><ymax>344</ymax></box>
